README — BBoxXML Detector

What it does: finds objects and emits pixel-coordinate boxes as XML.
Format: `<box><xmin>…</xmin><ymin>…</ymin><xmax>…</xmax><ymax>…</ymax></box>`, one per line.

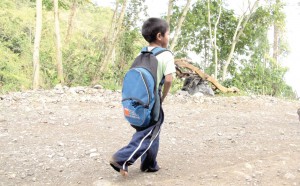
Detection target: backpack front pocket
<box><xmin>122</xmin><ymin>99</ymin><xmax>151</xmax><ymax>127</ymax></box>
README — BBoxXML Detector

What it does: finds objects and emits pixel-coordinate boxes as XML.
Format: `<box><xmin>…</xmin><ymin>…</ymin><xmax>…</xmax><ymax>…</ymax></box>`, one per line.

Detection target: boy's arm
<box><xmin>161</xmin><ymin>73</ymin><xmax>173</xmax><ymax>103</ymax></box>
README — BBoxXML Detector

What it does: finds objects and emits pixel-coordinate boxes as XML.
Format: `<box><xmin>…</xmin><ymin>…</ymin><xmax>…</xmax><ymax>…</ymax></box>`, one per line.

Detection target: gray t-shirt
<box><xmin>147</xmin><ymin>47</ymin><xmax>176</xmax><ymax>89</ymax></box>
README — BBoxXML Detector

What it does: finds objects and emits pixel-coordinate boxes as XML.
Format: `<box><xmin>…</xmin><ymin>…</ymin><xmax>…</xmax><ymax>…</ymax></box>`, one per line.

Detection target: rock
<box><xmin>284</xmin><ymin>172</ymin><xmax>296</xmax><ymax>180</ymax></box>
<box><xmin>54</xmin><ymin>84</ymin><xmax>63</xmax><ymax>90</ymax></box>
<box><xmin>57</xmin><ymin>142</ymin><xmax>64</xmax><ymax>146</ymax></box>
<box><xmin>93</xmin><ymin>85</ymin><xmax>103</xmax><ymax>89</ymax></box>
<box><xmin>20</xmin><ymin>172</ymin><xmax>26</xmax><ymax>179</ymax></box>
<box><xmin>76</xmin><ymin>86</ymin><xmax>86</xmax><ymax>94</ymax></box>
<box><xmin>0</xmin><ymin>115</ymin><xmax>6</xmax><ymax>122</ymax></box>
<box><xmin>45</xmin><ymin>166</ymin><xmax>51</xmax><ymax>171</ymax></box>
<box><xmin>90</xmin><ymin>153</ymin><xmax>100</xmax><ymax>159</ymax></box>
<box><xmin>27</xmin><ymin>171</ymin><xmax>34</xmax><ymax>176</ymax></box>
<box><xmin>245</xmin><ymin>163</ymin><xmax>253</xmax><ymax>170</ymax></box>
<box><xmin>25</xmin><ymin>106</ymin><xmax>31</xmax><ymax>112</ymax></box>
<box><xmin>53</xmin><ymin>84</ymin><xmax>64</xmax><ymax>94</ymax></box>
<box><xmin>48</xmin><ymin>153</ymin><xmax>56</xmax><ymax>158</ymax></box>
<box><xmin>88</xmin><ymin>148</ymin><xmax>98</xmax><ymax>154</ymax></box>
<box><xmin>245</xmin><ymin>175</ymin><xmax>252</xmax><ymax>181</ymax></box>
<box><xmin>68</xmin><ymin>88</ymin><xmax>77</xmax><ymax>95</ymax></box>
<box><xmin>8</xmin><ymin>173</ymin><xmax>16</xmax><ymax>179</ymax></box>
<box><xmin>59</xmin><ymin>166</ymin><xmax>64</xmax><ymax>172</ymax></box>
<box><xmin>193</xmin><ymin>92</ymin><xmax>204</xmax><ymax>98</ymax></box>
<box><xmin>176</xmin><ymin>90</ymin><xmax>190</xmax><ymax>96</ymax></box>
<box><xmin>182</xmin><ymin>75</ymin><xmax>214</xmax><ymax>96</ymax></box>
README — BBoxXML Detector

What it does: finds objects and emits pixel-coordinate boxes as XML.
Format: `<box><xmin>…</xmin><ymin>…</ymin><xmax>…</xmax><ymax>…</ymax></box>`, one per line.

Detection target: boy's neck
<box><xmin>149</xmin><ymin>42</ymin><xmax>164</xmax><ymax>48</ymax></box>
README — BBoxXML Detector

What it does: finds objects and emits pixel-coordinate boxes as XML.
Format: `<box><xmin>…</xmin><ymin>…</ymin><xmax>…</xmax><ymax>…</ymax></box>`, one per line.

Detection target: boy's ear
<box><xmin>156</xmin><ymin>32</ymin><xmax>162</xmax><ymax>41</ymax></box>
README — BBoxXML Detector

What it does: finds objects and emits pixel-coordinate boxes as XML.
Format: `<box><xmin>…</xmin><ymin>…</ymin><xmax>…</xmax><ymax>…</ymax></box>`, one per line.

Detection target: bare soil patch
<box><xmin>1</xmin><ymin>87</ymin><xmax>300</xmax><ymax>185</ymax></box>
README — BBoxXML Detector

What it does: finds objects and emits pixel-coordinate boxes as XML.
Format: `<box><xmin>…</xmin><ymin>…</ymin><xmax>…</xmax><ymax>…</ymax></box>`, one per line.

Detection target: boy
<box><xmin>110</xmin><ymin>17</ymin><xmax>176</xmax><ymax>177</ymax></box>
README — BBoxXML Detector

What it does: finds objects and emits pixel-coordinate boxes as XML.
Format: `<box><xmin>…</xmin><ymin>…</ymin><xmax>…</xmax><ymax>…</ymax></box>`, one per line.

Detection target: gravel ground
<box><xmin>0</xmin><ymin>86</ymin><xmax>300</xmax><ymax>186</ymax></box>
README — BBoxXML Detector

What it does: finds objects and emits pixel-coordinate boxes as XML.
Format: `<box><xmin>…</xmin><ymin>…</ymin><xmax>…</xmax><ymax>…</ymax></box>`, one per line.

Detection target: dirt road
<box><xmin>0</xmin><ymin>88</ymin><xmax>300</xmax><ymax>185</ymax></box>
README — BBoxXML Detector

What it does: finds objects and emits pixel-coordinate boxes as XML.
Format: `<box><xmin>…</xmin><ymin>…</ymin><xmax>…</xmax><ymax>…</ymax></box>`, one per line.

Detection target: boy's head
<box><xmin>142</xmin><ymin>18</ymin><xmax>170</xmax><ymax>48</ymax></box>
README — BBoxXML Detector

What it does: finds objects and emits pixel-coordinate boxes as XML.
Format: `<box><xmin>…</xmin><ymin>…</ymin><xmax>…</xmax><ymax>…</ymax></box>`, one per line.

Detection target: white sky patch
<box><xmin>283</xmin><ymin>0</ymin><xmax>300</xmax><ymax>96</ymax></box>
<box><xmin>95</xmin><ymin>0</ymin><xmax>300</xmax><ymax>96</ymax></box>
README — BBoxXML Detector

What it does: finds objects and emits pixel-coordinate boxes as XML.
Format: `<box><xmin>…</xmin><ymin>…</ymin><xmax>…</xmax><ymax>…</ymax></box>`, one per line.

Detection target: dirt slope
<box><xmin>0</xmin><ymin>87</ymin><xmax>300</xmax><ymax>186</ymax></box>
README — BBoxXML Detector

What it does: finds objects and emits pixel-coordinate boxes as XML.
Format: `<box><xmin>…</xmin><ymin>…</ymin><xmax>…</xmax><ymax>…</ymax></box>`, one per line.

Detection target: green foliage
<box><xmin>0</xmin><ymin>0</ymin><xmax>296</xmax><ymax>99</ymax></box>
<box><xmin>225</xmin><ymin>62</ymin><xmax>295</xmax><ymax>98</ymax></box>
<box><xmin>42</xmin><ymin>0</ymin><xmax>69</xmax><ymax>11</ymax></box>
<box><xmin>170</xmin><ymin>0</ymin><xmax>296</xmax><ymax>99</ymax></box>
<box><xmin>98</xmin><ymin>0</ymin><xmax>147</xmax><ymax>87</ymax></box>
<box><xmin>0</xmin><ymin>6</ymin><xmax>34</xmax><ymax>92</ymax></box>
<box><xmin>170</xmin><ymin>78</ymin><xmax>184</xmax><ymax>94</ymax></box>
<box><xmin>63</xmin><ymin>6</ymin><xmax>113</xmax><ymax>87</ymax></box>
<box><xmin>172</xmin><ymin>0</ymin><xmax>242</xmax><ymax>77</ymax></box>
<box><xmin>0</xmin><ymin>45</ymin><xmax>30</xmax><ymax>93</ymax></box>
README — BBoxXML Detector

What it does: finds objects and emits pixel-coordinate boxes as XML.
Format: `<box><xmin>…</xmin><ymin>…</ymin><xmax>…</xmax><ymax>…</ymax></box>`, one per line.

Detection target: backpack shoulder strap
<box><xmin>141</xmin><ymin>46</ymin><xmax>149</xmax><ymax>53</ymax></box>
<box><xmin>151</xmin><ymin>47</ymin><xmax>173</xmax><ymax>56</ymax></box>
<box><xmin>141</xmin><ymin>47</ymin><xmax>172</xmax><ymax>56</ymax></box>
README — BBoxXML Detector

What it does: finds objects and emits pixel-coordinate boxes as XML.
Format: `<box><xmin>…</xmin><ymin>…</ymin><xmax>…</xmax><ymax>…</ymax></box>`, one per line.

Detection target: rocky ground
<box><xmin>0</xmin><ymin>86</ymin><xmax>300</xmax><ymax>186</ymax></box>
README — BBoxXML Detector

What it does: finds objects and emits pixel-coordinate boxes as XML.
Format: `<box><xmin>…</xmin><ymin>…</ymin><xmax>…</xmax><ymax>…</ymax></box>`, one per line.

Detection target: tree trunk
<box><xmin>273</xmin><ymin>24</ymin><xmax>278</xmax><ymax>66</ymax></box>
<box><xmin>222</xmin><ymin>15</ymin><xmax>244</xmax><ymax>80</ymax></box>
<box><xmin>107</xmin><ymin>0</ymin><xmax>119</xmax><ymax>40</ymax></box>
<box><xmin>213</xmin><ymin>1</ymin><xmax>222</xmax><ymax>79</ymax></box>
<box><xmin>99</xmin><ymin>0</ymin><xmax>127</xmax><ymax>73</ymax></box>
<box><xmin>207</xmin><ymin>0</ymin><xmax>213</xmax><ymax>75</ymax></box>
<box><xmin>92</xmin><ymin>1</ymin><xmax>120</xmax><ymax>83</ymax></box>
<box><xmin>273</xmin><ymin>0</ymin><xmax>282</xmax><ymax>69</ymax></box>
<box><xmin>169</xmin><ymin>0</ymin><xmax>192</xmax><ymax>51</ymax></box>
<box><xmin>222</xmin><ymin>0</ymin><xmax>259</xmax><ymax>81</ymax></box>
<box><xmin>65</xmin><ymin>1</ymin><xmax>77</xmax><ymax>43</ymax></box>
<box><xmin>207</xmin><ymin>0</ymin><xmax>222</xmax><ymax>79</ymax></box>
<box><xmin>32</xmin><ymin>0</ymin><xmax>42</xmax><ymax>90</ymax></box>
<box><xmin>54</xmin><ymin>0</ymin><xmax>64</xmax><ymax>84</ymax></box>
<box><xmin>175</xmin><ymin>59</ymin><xmax>239</xmax><ymax>93</ymax></box>
<box><xmin>167</xmin><ymin>0</ymin><xmax>174</xmax><ymax>25</ymax></box>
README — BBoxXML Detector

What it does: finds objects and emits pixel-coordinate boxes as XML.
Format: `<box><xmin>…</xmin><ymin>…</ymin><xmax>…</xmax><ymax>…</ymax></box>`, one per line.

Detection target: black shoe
<box><xmin>109</xmin><ymin>160</ymin><xmax>122</xmax><ymax>172</ymax></box>
<box><xmin>141</xmin><ymin>166</ymin><xmax>160</xmax><ymax>172</ymax></box>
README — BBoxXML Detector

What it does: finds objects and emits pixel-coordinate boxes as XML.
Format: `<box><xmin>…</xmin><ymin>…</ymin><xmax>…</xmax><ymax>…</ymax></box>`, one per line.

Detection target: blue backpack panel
<box><xmin>122</xmin><ymin>47</ymin><xmax>168</xmax><ymax>128</ymax></box>
<box><xmin>122</xmin><ymin>68</ymin><xmax>155</xmax><ymax>127</ymax></box>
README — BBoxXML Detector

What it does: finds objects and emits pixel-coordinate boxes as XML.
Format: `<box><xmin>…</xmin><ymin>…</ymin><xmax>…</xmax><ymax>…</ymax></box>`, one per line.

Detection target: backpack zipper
<box><xmin>137</xmin><ymin>69</ymin><xmax>150</xmax><ymax>107</ymax></box>
<box><xmin>121</xmin><ymin>68</ymin><xmax>150</xmax><ymax>108</ymax></box>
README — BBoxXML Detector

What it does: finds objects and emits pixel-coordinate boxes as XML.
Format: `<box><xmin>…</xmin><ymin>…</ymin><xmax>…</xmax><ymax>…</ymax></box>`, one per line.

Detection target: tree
<box><xmin>65</xmin><ymin>0</ymin><xmax>88</xmax><ymax>42</ymax></box>
<box><xmin>99</xmin><ymin>0</ymin><xmax>128</xmax><ymax>73</ymax></box>
<box><xmin>32</xmin><ymin>0</ymin><xmax>42</xmax><ymax>90</ymax></box>
<box><xmin>114</xmin><ymin>0</ymin><xmax>147</xmax><ymax>83</ymax></box>
<box><xmin>167</xmin><ymin>0</ymin><xmax>174</xmax><ymax>25</ymax></box>
<box><xmin>271</xmin><ymin>0</ymin><xmax>286</xmax><ymax>67</ymax></box>
<box><xmin>65</xmin><ymin>1</ymin><xmax>77</xmax><ymax>43</ymax></box>
<box><xmin>170</xmin><ymin>0</ymin><xmax>294</xmax><ymax>97</ymax></box>
<box><xmin>169</xmin><ymin>0</ymin><xmax>192</xmax><ymax>51</ymax></box>
<box><xmin>54</xmin><ymin>0</ymin><xmax>64</xmax><ymax>84</ymax></box>
<box><xmin>222</xmin><ymin>0</ymin><xmax>259</xmax><ymax>81</ymax></box>
<box><xmin>207</xmin><ymin>0</ymin><xmax>222</xmax><ymax>78</ymax></box>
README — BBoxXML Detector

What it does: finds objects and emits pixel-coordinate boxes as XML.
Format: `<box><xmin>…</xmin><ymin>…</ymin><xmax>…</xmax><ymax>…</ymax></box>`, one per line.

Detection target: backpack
<box><xmin>122</xmin><ymin>47</ymin><xmax>168</xmax><ymax>128</ymax></box>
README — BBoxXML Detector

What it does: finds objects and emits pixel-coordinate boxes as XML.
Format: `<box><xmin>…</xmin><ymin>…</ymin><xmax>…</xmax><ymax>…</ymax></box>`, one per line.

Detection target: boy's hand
<box><xmin>162</xmin><ymin>74</ymin><xmax>173</xmax><ymax>102</ymax></box>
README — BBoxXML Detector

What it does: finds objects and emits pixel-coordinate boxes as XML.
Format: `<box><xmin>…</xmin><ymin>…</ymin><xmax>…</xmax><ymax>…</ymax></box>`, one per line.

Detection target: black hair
<box><xmin>142</xmin><ymin>18</ymin><xmax>169</xmax><ymax>43</ymax></box>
